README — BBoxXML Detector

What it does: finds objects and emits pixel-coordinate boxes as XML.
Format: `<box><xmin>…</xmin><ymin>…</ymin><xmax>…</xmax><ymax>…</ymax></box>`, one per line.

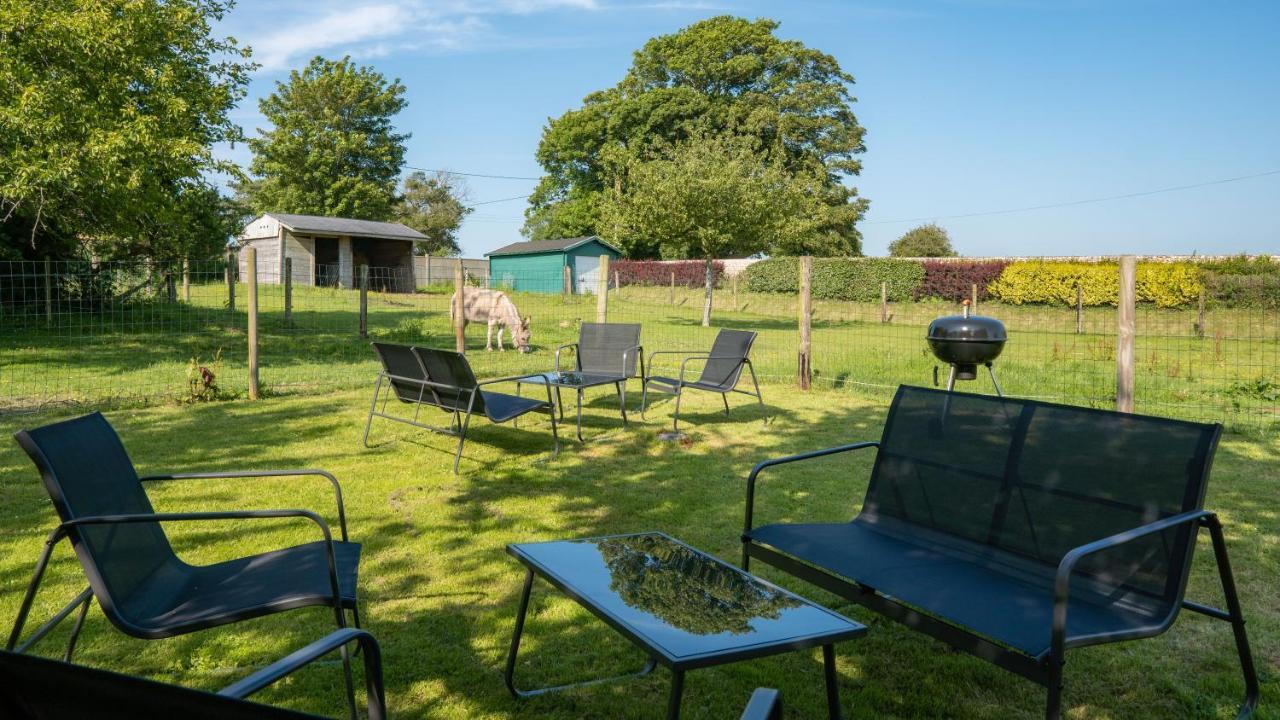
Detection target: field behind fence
<box><xmin>1</xmin><ymin>258</ymin><xmax>1277</xmax><ymax>432</ymax></box>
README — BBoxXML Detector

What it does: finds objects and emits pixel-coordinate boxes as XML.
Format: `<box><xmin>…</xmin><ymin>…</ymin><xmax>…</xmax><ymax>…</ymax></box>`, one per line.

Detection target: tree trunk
<box><xmin>701</xmin><ymin>257</ymin><xmax>714</xmax><ymax>327</ymax></box>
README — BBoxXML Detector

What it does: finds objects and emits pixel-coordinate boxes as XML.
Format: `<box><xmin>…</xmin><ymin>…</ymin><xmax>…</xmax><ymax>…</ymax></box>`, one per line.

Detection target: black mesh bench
<box><xmin>741</xmin><ymin>385</ymin><xmax>1259</xmax><ymax>719</ymax></box>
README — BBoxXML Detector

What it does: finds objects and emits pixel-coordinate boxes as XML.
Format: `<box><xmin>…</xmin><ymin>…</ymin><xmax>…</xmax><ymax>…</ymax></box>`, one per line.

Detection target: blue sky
<box><xmin>214</xmin><ymin>1</ymin><xmax>1280</xmax><ymax>258</ymax></box>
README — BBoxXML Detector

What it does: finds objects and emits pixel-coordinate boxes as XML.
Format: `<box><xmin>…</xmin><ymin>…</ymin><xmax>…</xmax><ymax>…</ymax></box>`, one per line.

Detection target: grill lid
<box><xmin>926</xmin><ymin>314</ymin><xmax>1007</xmax><ymax>343</ymax></box>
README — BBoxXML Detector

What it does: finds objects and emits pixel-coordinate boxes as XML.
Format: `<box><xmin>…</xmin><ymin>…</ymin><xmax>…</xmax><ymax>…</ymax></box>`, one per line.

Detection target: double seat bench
<box><xmin>742</xmin><ymin>385</ymin><xmax>1258</xmax><ymax>719</ymax></box>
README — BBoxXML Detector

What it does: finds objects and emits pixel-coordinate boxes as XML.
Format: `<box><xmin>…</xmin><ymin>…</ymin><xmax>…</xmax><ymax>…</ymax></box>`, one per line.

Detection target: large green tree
<box><xmin>525</xmin><ymin>15</ymin><xmax>868</xmax><ymax>254</ymax></box>
<box><xmin>243</xmin><ymin>56</ymin><xmax>408</xmax><ymax>220</ymax></box>
<box><xmin>603</xmin><ymin>134</ymin><xmax>823</xmax><ymax>325</ymax></box>
<box><xmin>0</xmin><ymin>0</ymin><xmax>253</xmax><ymax>261</ymax></box>
<box><xmin>392</xmin><ymin>171</ymin><xmax>471</xmax><ymax>256</ymax></box>
<box><xmin>889</xmin><ymin>223</ymin><xmax>956</xmax><ymax>257</ymax></box>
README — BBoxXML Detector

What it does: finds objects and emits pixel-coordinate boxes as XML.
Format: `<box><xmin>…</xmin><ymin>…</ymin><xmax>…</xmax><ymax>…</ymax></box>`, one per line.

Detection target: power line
<box><xmin>471</xmin><ymin>194</ymin><xmax>530</xmax><ymax>206</ymax></box>
<box><xmin>406</xmin><ymin>166</ymin><xmax>540</xmax><ymax>181</ymax></box>
<box><xmin>865</xmin><ymin>168</ymin><xmax>1280</xmax><ymax>225</ymax></box>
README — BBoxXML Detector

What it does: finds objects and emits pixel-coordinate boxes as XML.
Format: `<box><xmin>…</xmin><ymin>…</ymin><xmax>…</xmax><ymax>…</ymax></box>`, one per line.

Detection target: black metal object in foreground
<box><xmin>0</xmin><ymin>628</ymin><xmax>386</xmax><ymax>719</ymax></box>
<box><xmin>504</xmin><ymin>532</ymin><xmax>864</xmax><ymax>719</ymax></box>
<box><xmin>364</xmin><ymin>343</ymin><xmax>558</xmax><ymax>473</ymax></box>
<box><xmin>641</xmin><ymin>329</ymin><xmax>766</xmax><ymax>431</ymax></box>
<box><xmin>742</xmin><ymin>385</ymin><xmax>1259</xmax><ymax>720</ymax></box>
<box><xmin>9</xmin><ymin>413</ymin><xmax>366</xmax><ymax>718</ymax></box>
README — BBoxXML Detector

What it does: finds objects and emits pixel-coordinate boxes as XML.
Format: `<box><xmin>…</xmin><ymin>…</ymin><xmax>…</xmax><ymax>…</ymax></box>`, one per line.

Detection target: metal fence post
<box><xmin>454</xmin><ymin>262</ymin><xmax>466</xmax><ymax>353</ymax></box>
<box><xmin>359</xmin><ymin>265</ymin><xmax>369</xmax><ymax>339</ymax></box>
<box><xmin>283</xmin><ymin>257</ymin><xmax>293</xmax><ymax>326</ymax></box>
<box><xmin>798</xmin><ymin>256</ymin><xmax>812</xmax><ymax>390</ymax></box>
<box><xmin>596</xmin><ymin>255</ymin><xmax>610</xmax><ymax>323</ymax></box>
<box><xmin>247</xmin><ymin>247</ymin><xmax>260</xmax><ymax>400</ymax></box>
<box><xmin>182</xmin><ymin>258</ymin><xmax>190</xmax><ymax>302</ymax></box>
<box><xmin>1075</xmin><ymin>283</ymin><xmax>1083</xmax><ymax>334</ymax></box>
<box><xmin>1116</xmin><ymin>256</ymin><xmax>1136</xmax><ymax>413</ymax></box>
<box><xmin>43</xmin><ymin>258</ymin><xmax>52</xmax><ymax>325</ymax></box>
<box><xmin>226</xmin><ymin>248</ymin><xmax>236</xmax><ymax>313</ymax></box>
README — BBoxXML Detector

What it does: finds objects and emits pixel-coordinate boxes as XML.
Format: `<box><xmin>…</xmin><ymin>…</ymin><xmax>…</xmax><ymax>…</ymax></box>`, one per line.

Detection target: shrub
<box><xmin>741</xmin><ymin>257</ymin><xmax>925</xmax><ymax>301</ymax></box>
<box><xmin>1199</xmin><ymin>254</ymin><xmax>1276</xmax><ymax>276</ymax></box>
<box><xmin>989</xmin><ymin>261</ymin><xmax>1204</xmax><ymax>308</ymax></box>
<box><xmin>914</xmin><ymin>260</ymin><xmax>1009</xmax><ymax>302</ymax></box>
<box><xmin>1204</xmin><ymin>273</ymin><xmax>1280</xmax><ymax>309</ymax></box>
<box><xmin>614</xmin><ymin>259</ymin><xmax>723</xmax><ymax>288</ymax></box>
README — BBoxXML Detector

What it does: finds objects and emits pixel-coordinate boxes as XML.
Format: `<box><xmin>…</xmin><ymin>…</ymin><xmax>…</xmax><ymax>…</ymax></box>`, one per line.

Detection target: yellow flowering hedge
<box><xmin>989</xmin><ymin>261</ymin><xmax>1203</xmax><ymax>308</ymax></box>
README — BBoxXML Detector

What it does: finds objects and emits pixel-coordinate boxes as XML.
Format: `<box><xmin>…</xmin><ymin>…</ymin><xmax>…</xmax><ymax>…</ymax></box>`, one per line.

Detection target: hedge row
<box><xmin>741</xmin><ymin>257</ymin><xmax>925</xmax><ymax>301</ymax></box>
<box><xmin>738</xmin><ymin>256</ymin><xmax>1277</xmax><ymax>309</ymax></box>
<box><xmin>614</xmin><ymin>259</ymin><xmax>724</xmax><ymax>288</ymax></box>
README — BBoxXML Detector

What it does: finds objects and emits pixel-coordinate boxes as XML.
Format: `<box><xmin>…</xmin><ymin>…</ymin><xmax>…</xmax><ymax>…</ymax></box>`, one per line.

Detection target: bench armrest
<box><xmin>219</xmin><ymin>628</ymin><xmax>386</xmax><ymax>720</ymax></box>
<box><xmin>138</xmin><ymin>469</ymin><xmax>349</xmax><ymax>542</ymax></box>
<box><xmin>743</xmin><ymin>442</ymin><xmax>880</xmax><ymax>535</ymax></box>
<box><xmin>1051</xmin><ymin>509</ymin><xmax>1210</xmax><ymax>655</ymax></box>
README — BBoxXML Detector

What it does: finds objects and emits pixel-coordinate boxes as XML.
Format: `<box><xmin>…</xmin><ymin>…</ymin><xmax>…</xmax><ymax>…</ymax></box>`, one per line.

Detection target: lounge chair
<box><xmin>9</xmin><ymin>412</ymin><xmax>365</xmax><ymax>717</ymax></box>
<box><xmin>364</xmin><ymin>343</ymin><xmax>558</xmax><ymax>473</ymax></box>
<box><xmin>0</xmin><ymin>628</ymin><xmax>385</xmax><ymax>719</ymax></box>
<box><xmin>642</xmin><ymin>329</ymin><xmax>765</xmax><ymax>430</ymax></box>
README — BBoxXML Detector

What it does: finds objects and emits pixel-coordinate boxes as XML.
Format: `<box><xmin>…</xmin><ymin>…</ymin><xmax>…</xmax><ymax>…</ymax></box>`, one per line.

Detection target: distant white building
<box><xmin>237</xmin><ymin>213</ymin><xmax>429</xmax><ymax>293</ymax></box>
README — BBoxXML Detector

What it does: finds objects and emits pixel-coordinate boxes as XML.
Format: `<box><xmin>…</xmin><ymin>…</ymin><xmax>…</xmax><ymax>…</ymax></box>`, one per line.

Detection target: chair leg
<box><xmin>576</xmin><ymin>388</ymin><xmax>585</xmax><ymax>442</ymax></box>
<box><xmin>63</xmin><ymin>594</ymin><xmax>93</xmax><ymax>662</ymax></box>
<box><xmin>616</xmin><ymin>381</ymin><xmax>628</xmax><ymax>426</ymax></box>
<box><xmin>672</xmin><ymin>386</ymin><xmax>683</xmax><ymax>431</ymax></box>
<box><xmin>640</xmin><ymin>380</ymin><xmax>650</xmax><ymax>419</ymax></box>
<box><xmin>1044</xmin><ymin>656</ymin><xmax>1064</xmax><ymax>720</ymax></box>
<box><xmin>556</xmin><ymin>386</ymin><xmax>565</xmax><ymax>421</ymax></box>
<box><xmin>548</xmin><ymin>405</ymin><xmax>560</xmax><ymax>458</ymax></box>
<box><xmin>362</xmin><ymin>376</ymin><xmax>383</xmax><ymax>448</ymax></box>
<box><xmin>453</xmin><ymin>411</ymin><xmax>473</xmax><ymax>475</ymax></box>
<box><xmin>747</xmin><ymin>362</ymin><xmax>768</xmax><ymax>426</ymax></box>
<box><xmin>721</xmin><ymin>392</ymin><xmax>730</xmax><ymax>416</ymax></box>
<box><xmin>1205</xmin><ymin>515</ymin><xmax>1261</xmax><ymax>719</ymax></box>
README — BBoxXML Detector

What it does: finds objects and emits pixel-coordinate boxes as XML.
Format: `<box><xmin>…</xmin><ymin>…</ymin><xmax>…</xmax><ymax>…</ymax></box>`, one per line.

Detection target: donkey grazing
<box><xmin>450</xmin><ymin>288</ymin><xmax>532</xmax><ymax>352</ymax></box>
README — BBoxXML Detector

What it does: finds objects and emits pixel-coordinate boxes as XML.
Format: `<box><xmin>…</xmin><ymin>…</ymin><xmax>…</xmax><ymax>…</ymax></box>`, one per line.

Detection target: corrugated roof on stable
<box><xmin>267</xmin><ymin>213</ymin><xmax>427</xmax><ymax>241</ymax></box>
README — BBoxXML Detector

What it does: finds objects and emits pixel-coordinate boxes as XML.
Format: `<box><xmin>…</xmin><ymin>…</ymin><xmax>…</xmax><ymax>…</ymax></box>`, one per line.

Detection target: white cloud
<box><xmin>241</xmin><ymin>0</ymin><xmax>606</xmax><ymax>73</ymax></box>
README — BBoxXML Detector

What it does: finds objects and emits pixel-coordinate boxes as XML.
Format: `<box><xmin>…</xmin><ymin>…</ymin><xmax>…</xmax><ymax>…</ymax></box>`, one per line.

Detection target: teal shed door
<box><xmin>490</xmin><ymin>253</ymin><xmax>563</xmax><ymax>294</ymax></box>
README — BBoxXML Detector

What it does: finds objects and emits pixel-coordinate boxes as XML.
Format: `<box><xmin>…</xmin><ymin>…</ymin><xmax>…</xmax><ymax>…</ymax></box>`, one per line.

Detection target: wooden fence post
<box><xmin>798</xmin><ymin>256</ymin><xmax>813</xmax><ymax>390</ymax></box>
<box><xmin>358</xmin><ymin>265</ymin><xmax>369</xmax><ymax>339</ymax></box>
<box><xmin>182</xmin><ymin>258</ymin><xmax>190</xmax><ymax>302</ymax></box>
<box><xmin>970</xmin><ymin>283</ymin><xmax>978</xmax><ymax>312</ymax></box>
<box><xmin>453</xmin><ymin>262</ymin><xmax>466</xmax><ymax>353</ymax></box>
<box><xmin>563</xmin><ymin>264</ymin><xmax>572</xmax><ymax>296</ymax></box>
<box><xmin>424</xmin><ymin>254</ymin><xmax>432</xmax><ymax>285</ymax></box>
<box><xmin>880</xmin><ymin>282</ymin><xmax>888</xmax><ymax>323</ymax></box>
<box><xmin>43</xmin><ymin>257</ymin><xmax>52</xmax><ymax>325</ymax></box>
<box><xmin>166</xmin><ymin>269</ymin><xmax>176</xmax><ymax>303</ymax></box>
<box><xmin>670</xmin><ymin>272</ymin><xmax>675</xmax><ymax>305</ymax></box>
<box><xmin>226</xmin><ymin>248</ymin><xmax>236</xmax><ymax>312</ymax></box>
<box><xmin>613</xmin><ymin>270</ymin><xmax>620</xmax><ymax>295</ymax></box>
<box><xmin>1116</xmin><ymin>256</ymin><xmax>1136</xmax><ymax>413</ymax></box>
<box><xmin>283</xmin><ymin>257</ymin><xmax>293</xmax><ymax>326</ymax></box>
<box><xmin>596</xmin><ymin>255</ymin><xmax>610</xmax><ymax>323</ymax></box>
<box><xmin>1075</xmin><ymin>284</ymin><xmax>1083</xmax><ymax>334</ymax></box>
<box><xmin>246</xmin><ymin>247</ymin><xmax>260</xmax><ymax>400</ymax></box>
<box><xmin>732</xmin><ymin>273</ymin><xmax>739</xmax><ymax>310</ymax></box>
<box><xmin>1196</xmin><ymin>289</ymin><xmax>1206</xmax><ymax>339</ymax></box>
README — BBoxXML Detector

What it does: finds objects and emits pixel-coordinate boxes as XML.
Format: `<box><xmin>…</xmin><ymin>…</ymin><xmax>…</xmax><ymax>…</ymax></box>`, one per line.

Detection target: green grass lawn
<box><xmin>0</xmin><ymin>387</ymin><xmax>1275</xmax><ymax>718</ymax></box>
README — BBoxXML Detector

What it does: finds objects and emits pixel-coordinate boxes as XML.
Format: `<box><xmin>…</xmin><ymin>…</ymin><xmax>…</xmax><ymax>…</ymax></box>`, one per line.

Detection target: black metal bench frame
<box><xmin>741</xmin><ymin>387</ymin><xmax>1259</xmax><ymax>720</ymax></box>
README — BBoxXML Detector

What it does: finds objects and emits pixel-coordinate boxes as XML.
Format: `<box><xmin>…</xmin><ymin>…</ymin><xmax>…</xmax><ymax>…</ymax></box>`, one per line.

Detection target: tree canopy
<box><xmin>525</xmin><ymin>15</ymin><xmax>868</xmax><ymax>255</ymax></box>
<box><xmin>392</xmin><ymin>171</ymin><xmax>471</xmax><ymax>256</ymax></box>
<box><xmin>0</xmin><ymin>0</ymin><xmax>254</xmax><ymax>261</ymax></box>
<box><xmin>242</xmin><ymin>56</ymin><xmax>408</xmax><ymax>221</ymax></box>
<box><xmin>889</xmin><ymin>223</ymin><xmax>957</xmax><ymax>257</ymax></box>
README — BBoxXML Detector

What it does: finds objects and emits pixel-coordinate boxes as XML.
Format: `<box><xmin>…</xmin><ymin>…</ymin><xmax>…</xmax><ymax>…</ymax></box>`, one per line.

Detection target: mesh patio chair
<box><xmin>542</xmin><ymin>322</ymin><xmax>643</xmax><ymax>438</ymax></box>
<box><xmin>642</xmin><ymin>329</ymin><xmax>765</xmax><ymax>430</ymax></box>
<box><xmin>9</xmin><ymin>412</ymin><xmax>365</xmax><ymax>718</ymax></box>
<box><xmin>363</xmin><ymin>343</ymin><xmax>558</xmax><ymax>474</ymax></box>
<box><xmin>0</xmin><ymin>628</ymin><xmax>386</xmax><ymax>720</ymax></box>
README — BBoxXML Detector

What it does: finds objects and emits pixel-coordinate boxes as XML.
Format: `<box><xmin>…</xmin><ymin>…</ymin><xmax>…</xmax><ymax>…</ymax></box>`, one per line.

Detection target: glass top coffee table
<box><xmin>504</xmin><ymin>532</ymin><xmax>866</xmax><ymax>719</ymax></box>
<box><xmin>515</xmin><ymin>371</ymin><xmax>629</xmax><ymax>441</ymax></box>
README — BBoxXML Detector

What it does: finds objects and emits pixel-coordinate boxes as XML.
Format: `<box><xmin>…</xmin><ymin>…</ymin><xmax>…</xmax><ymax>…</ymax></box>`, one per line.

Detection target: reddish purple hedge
<box><xmin>914</xmin><ymin>260</ymin><xmax>1010</xmax><ymax>302</ymax></box>
<box><xmin>613</xmin><ymin>260</ymin><xmax>725</xmax><ymax>288</ymax></box>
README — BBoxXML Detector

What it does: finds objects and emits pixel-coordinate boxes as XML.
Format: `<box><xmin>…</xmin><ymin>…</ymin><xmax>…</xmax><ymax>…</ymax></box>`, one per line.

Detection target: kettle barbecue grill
<box><xmin>927</xmin><ymin>301</ymin><xmax>1006</xmax><ymax>395</ymax></box>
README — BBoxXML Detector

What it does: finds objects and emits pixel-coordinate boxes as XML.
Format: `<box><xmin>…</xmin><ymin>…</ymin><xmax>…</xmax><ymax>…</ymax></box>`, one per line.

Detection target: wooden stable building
<box><xmin>237</xmin><ymin>213</ymin><xmax>430</xmax><ymax>293</ymax></box>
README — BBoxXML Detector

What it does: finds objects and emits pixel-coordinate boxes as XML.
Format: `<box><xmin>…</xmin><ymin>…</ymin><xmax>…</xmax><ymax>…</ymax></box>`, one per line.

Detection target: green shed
<box><xmin>485</xmin><ymin>236</ymin><xmax>623</xmax><ymax>294</ymax></box>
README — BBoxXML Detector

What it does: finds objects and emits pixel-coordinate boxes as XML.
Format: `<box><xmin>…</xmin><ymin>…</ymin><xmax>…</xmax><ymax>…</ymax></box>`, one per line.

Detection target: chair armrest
<box><xmin>678</xmin><ymin>354</ymin><xmax>749</xmax><ymax>385</ymax></box>
<box><xmin>1051</xmin><ymin>509</ymin><xmax>1211</xmax><ymax>654</ymax></box>
<box><xmin>139</xmin><ymin>469</ymin><xmax>349</xmax><ymax>542</ymax></box>
<box><xmin>219</xmin><ymin>628</ymin><xmax>386</xmax><ymax>720</ymax></box>
<box><xmin>56</xmin><ymin>510</ymin><xmax>346</xmax><ymax>626</ymax></box>
<box><xmin>622</xmin><ymin>344</ymin><xmax>645</xmax><ymax>379</ymax></box>
<box><xmin>739</xmin><ymin>688</ymin><xmax>782</xmax><ymax>720</ymax></box>
<box><xmin>478</xmin><ymin>373</ymin><xmax>549</xmax><ymax>387</ymax></box>
<box><xmin>744</xmin><ymin>442</ymin><xmax>880</xmax><ymax>535</ymax></box>
<box><xmin>645</xmin><ymin>348</ymin><xmax>700</xmax><ymax>374</ymax></box>
<box><xmin>554</xmin><ymin>343</ymin><xmax>579</xmax><ymax>373</ymax></box>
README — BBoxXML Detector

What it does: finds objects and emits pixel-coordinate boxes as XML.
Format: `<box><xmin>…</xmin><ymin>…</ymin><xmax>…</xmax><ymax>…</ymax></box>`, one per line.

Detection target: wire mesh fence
<box><xmin>2</xmin><ymin>259</ymin><xmax>1276</xmax><ymax>432</ymax></box>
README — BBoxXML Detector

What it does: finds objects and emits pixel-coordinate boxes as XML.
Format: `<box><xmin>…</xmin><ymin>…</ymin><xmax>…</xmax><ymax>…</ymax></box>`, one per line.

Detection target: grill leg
<box><xmin>945</xmin><ymin>365</ymin><xmax>957</xmax><ymax>392</ymax></box>
<box><xmin>986</xmin><ymin>363</ymin><xmax>1005</xmax><ymax>397</ymax></box>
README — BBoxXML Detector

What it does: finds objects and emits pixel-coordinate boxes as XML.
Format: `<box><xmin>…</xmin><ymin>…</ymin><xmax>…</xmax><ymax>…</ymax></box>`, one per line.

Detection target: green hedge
<box><xmin>741</xmin><ymin>257</ymin><xmax>925</xmax><ymax>301</ymax></box>
<box><xmin>1204</xmin><ymin>273</ymin><xmax>1280</xmax><ymax>309</ymax></box>
<box><xmin>988</xmin><ymin>261</ymin><xmax>1204</xmax><ymax>308</ymax></box>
